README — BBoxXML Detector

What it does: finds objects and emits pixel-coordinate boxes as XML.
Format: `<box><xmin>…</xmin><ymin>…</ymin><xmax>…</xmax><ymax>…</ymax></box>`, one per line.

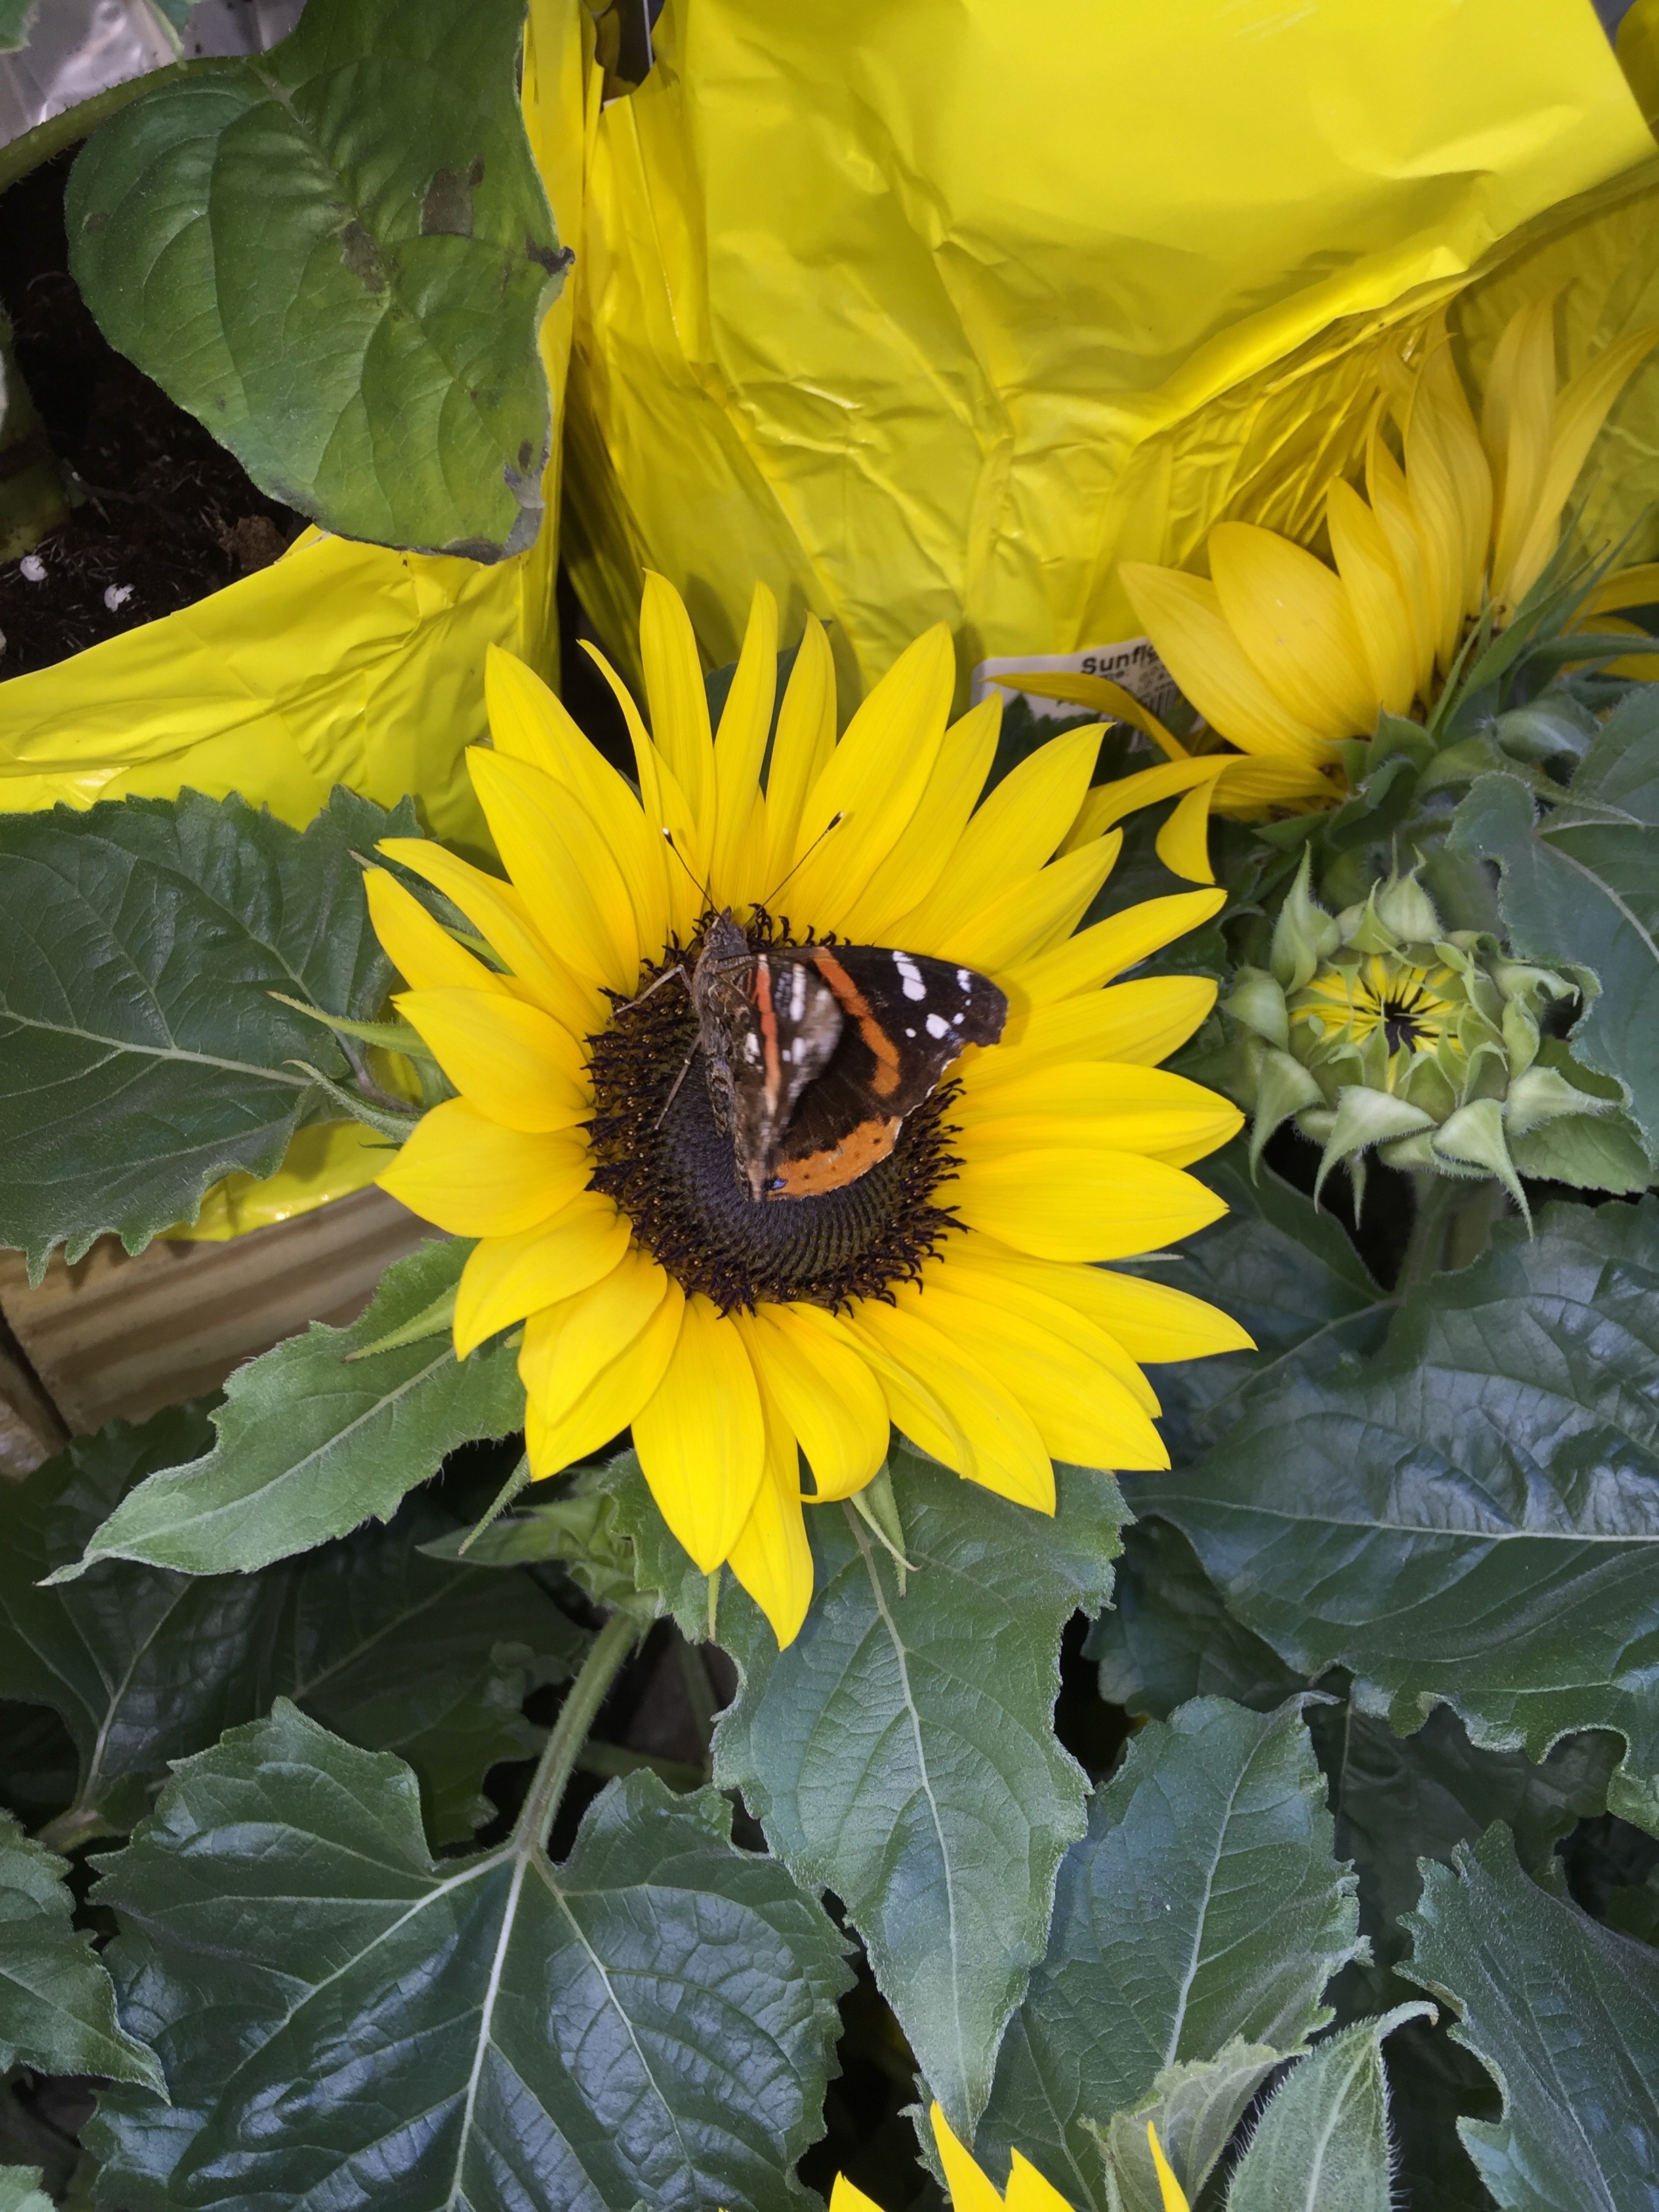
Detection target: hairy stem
<box><xmin>1397</xmin><ymin>1171</ymin><xmax>1463</xmax><ymax>1288</ymax></box>
<box><xmin>514</xmin><ymin>1609</ymin><xmax>638</xmax><ymax>1857</ymax></box>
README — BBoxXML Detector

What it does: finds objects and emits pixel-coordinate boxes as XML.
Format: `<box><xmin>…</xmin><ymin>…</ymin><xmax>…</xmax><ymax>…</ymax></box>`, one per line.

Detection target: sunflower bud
<box><xmin>1215</xmin><ymin>859</ymin><xmax>1610</xmax><ymax>1208</ymax></box>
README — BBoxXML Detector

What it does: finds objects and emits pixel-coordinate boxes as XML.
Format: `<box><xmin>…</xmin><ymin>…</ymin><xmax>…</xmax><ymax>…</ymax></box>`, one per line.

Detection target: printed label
<box><xmin>970</xmin><ymin>634</ymin><xmax>1181</xmax><ymax>743</ymax></box>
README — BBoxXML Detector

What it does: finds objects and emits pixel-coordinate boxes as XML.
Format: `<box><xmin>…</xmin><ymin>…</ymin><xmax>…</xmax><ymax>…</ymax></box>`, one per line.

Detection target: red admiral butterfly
<box><xmin>689</xmin><ymin>910</ymin><xmax>1008</xmax><ymax>1201</ymax></box>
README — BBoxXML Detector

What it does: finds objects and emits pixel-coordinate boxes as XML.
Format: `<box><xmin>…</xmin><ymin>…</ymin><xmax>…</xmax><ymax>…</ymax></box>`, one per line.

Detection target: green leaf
<box><xmin>0</xmin><ymin>0</ymin><xmax>39</xmax><ymax>54</ymax></box>
<box><xmin>699</xmin><ymin>1444</ymin><xmax>1124</xmax><ymax>2139</ymax></box>
<box><xmin>1119</xmin><ymin>1145</ymin><xmax>1393</xmax><ymax>1467</ymax></box>
<box><xmin>1136</xmin><ymin>1198</ymin><xmax>1659</xmax><ymax>1821</ymax></box>
<box><xmin>0</xmin><ymin>2170</ymin><xmax>52</xmax><ymax>2212</ymax></box>
<box><xmin>1</xmin><ymin>1398</ymin><xmax>576</xmax><ymax>1845</ymax></box>
<box><xmin>1448</xmin><ymin>690</ymin><xmax>1659</xmax><ymax>1164</ymax></box>
<box><xmin>0</xmin><ymin>1811</ymin><xmax>162</xmax><ymax>2089</ymax></box>
<box><xmin>0</xmin><ymin>788</ymin><xmax>415</xmax><ymax>1279</ymax></box>
<box><xmin>66</xmin><ymin>0</ymin><xmax>566</xmax><ymax>558</ymax></box>
<box><xmin>975</xmin><ymin>1696</ymin><xmax>1362</xmax><ymax>2211</ymax></box>
<box><xmin>1087</xmin><ymin>1517</ymin><xmax>1305</xmax><ymax>1719</ymax></box>
<box><xmin>1316</xmin><ymin>1702</ymin><xmax>1618</xmax><ymax>1978</ymax></box>
<box><xmin>1403</xmin><ymin>1822</ymin><xmax>1659</xmax><ymax>2208</ymax></box>
<box><xmin>1223</xmin><ymin>2004</ymin><xmax>1434</xmax><ymax>2212</ymax></box>
<box><xmin>1092</xmin><ymin>2041</ymin><xmax>1286</xmax><ymax>2212</ymax></box>
<box><xmin>52</xmin><ymin>1237</ymin><xmax>525</xmax><ymax>1580</ymax></box>
<box><xmin>88</xmin><ymin>1704</ymin><xmax>851</xmax><ymax>2211</ymax></box>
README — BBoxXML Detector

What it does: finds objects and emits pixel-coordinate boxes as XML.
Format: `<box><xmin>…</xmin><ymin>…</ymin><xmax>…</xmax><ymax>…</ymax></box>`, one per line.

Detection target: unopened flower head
<box><xmin>1218</xmin><ymin>851</ymin><xmax>1598</xmax><ymax>1210</ymax></box>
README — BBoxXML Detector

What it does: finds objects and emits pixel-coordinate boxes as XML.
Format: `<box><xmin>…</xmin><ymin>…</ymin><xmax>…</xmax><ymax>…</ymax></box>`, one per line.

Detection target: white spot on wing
<box><xmin>956</xmin><ymin>967</ymin><xmax>972</xmax><ymax>990</ymax></box>
<box><xmin>925</xmin><ymin>1012</ymin><xmax>951</xmax><ymax>1039</ymax></box>
<box><xmin>790</xmin><ymin>966</ymin><xmax>808</xmax><ymax>1021</ymax></box>
<box><xmin>893</xmin><ymin>950</ymin><xmax>927</xmax><ymax>1002</ymax></box>
<box><xmin>743</xmin><ymin>1032</ymin><xmax>761</xmax><ymax>1061</ymax></box>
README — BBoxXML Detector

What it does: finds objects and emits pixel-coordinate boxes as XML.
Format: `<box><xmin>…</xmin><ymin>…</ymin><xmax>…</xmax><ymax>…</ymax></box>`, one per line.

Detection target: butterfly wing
<box><xmin>762</xmin><ymin>945</ymin><xmax>1006</xmax><ymax>1196</ymax></box>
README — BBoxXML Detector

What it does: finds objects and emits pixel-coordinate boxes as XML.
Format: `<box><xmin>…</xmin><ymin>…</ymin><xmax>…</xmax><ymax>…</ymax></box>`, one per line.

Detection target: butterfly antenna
<box><xmin>660</xmin><ymin>828</ymin><xmax>715</xmax><ymax>913</ymax></box>
<box><xmin>760</xmin><ymin>811</ymin><xmax>846</xmax><ymax>912</ymax></box>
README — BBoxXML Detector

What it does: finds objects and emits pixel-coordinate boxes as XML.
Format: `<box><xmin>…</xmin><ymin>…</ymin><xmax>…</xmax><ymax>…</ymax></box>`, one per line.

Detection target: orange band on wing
<box><xmin>773</xmin><ymin>1115</ymin><xmax>902</xmax><ymax>1196</ymax></box>
<box><xmin>808</xmin><ymin>948</ymin><xmax>902</xmax><ymax>1099</ymax></box>
<box><xmin>754</xmin><ymin>957</ymin><xmax>783</xmax><ymax>1113</ymax></box>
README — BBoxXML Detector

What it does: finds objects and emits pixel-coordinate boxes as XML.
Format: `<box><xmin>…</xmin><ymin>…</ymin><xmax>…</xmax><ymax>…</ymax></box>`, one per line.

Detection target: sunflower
<box><xmin>827</xmin><ymin>2106</ymin><xmax>1185</xmax><ymax>2212</ymax></box>
<box><xmin>367</xmin><ymin>575</ymin><xmax>1247</xmax><ymax>1644</ymax></box>
<box><xmin>1117</xmin><ymin>302</ymin><xmax>1659</xmax><ymax>785</ymax></box>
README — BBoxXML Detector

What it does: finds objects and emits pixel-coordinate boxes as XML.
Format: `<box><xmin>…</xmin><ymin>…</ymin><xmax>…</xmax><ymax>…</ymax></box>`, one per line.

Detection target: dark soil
<box><xmin>0</xmin><ymin>150</ymin><xmax>306</xmax><ymax>680</ymax></box>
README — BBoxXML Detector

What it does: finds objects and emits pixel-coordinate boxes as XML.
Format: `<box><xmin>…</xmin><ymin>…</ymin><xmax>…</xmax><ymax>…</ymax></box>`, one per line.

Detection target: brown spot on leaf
<box><xmin>518</xmin><ymin>441</ymin><xmax>533</xmax><ymax>471</ymax></box>
<box><xmin>421</xmin><ymin>166</ymin><xmax>474</xmax><ymax>239</ymax></box>
<box><xmin>339</xmin><ymin>221</ymin><xmax>385</xmax><ymax>293</ymax></box>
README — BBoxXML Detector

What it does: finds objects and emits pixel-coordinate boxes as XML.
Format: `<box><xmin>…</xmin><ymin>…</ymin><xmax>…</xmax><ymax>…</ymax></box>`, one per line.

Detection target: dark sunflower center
<box><xmin>1369</xmin><ymin>984</ymin><xmax>1435</xmax><ymax>1054</ymax></box>
<box><xmin>585</xmin><ymin>921</ymin><xmax>964</xmax><ymax>1313</ymax></box>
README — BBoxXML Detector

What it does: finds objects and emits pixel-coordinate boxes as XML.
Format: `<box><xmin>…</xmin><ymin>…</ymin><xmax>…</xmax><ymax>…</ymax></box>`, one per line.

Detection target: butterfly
<box><xmin>689</xmin><ymin>910</ymin><xmax>1008</xmax><ymax>1200</ymax></box>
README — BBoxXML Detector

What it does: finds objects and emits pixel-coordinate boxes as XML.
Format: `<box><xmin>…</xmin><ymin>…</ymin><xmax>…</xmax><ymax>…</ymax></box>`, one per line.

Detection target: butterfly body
<box><xmin>691</xmin><ymin>909</ymin><xmax>1008</xmax><ymax>1201</ymax></box>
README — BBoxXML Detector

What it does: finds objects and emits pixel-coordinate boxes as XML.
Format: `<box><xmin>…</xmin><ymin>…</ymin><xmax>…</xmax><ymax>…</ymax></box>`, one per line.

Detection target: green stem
<box><xmin>1397</xmin><ymin>1171</ymin><xmax>1462</xmax><ymax>1288</ymax></box>
<box><xmin>513</xmin><ymin>1610</ymin><xmax>637</xmax><ymax>1857</ymax></box>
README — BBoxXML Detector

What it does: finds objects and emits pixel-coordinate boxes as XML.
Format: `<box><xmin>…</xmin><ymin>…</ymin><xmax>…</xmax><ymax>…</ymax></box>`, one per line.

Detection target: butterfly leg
<box><xmin>653</xmin><ymin>1037</ymin><xmax>701</xmax><ymax>1130</ymax></box>
<box><xmin>617</xmin><ymin>962</ymin><xmax>689</xmax><ymax>1014</ymax></box>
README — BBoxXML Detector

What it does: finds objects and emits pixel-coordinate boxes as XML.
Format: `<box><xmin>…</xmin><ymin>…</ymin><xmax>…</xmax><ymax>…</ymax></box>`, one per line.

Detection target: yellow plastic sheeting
<box><xmin>563</xmin><ymin>0</ymin><xmax>1655</xmax><ymax>706</ymax></box>
<box><xmin>0</xmin><ymin>0</ymin><xmax>592</xmax><ymax>1237</ymax></box>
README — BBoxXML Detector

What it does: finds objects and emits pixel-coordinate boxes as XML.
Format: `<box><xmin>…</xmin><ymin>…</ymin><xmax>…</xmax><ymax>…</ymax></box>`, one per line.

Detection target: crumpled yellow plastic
<box><xmin>0</xmin><ymin>0</ymin><xmax>591</xmax><ymax>1240</ymax></box>
<box><xmin>563</xmin><ymin>0</ymin><xmax>1658</xmax><ymax>708</ymax></box>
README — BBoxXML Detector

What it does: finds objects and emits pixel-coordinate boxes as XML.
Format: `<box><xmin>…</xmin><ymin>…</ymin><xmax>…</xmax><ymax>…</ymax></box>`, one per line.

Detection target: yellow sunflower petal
<box><xmin>710</xmin><ymin>581</ymin><xmax>778</xmax><ymax>906</ymax></box>
<box><xmin>1065</xmin><ymin>1265</ymin><xmax>1252</xmax><ymax>1362</ymax></box>
<box><xmin>948</xmin><ymin>1146</ymin><xmax>1225</xmax><ymax>1263</ymax></box>
<box><xmin>726</xmin><ymin>1380</ymin><xmax>815</xmax><ymax>1647</ymax></box>
<box><xmin>1364</xmin><ymin>419</ymin><xmax>1437</xmax><ymax>699</ymax></box>
<box><xmin>639</xmin><ymin>569</ymin><xmax>716</xmax><ymax>838</ymax></box>
<box><xmin>1208</xmin><ymin>520</ymin><xmax>1378</xmax><ymax>741</ymax></box>
<box><xmin>840</xmin><ymin>695</ymin><xmax>1003</xmax><ymax>941</ymax></box>
<box><xmin>1502</xmin><ymin>326</ymin><xmax>1659</xmax><ymax>610</ymax></box>
<box><xmin>1403</xmin><ymin>321</ymin><xmax>1492</xmax><ymax>652</ymax></box>
<box><xmin>785</xmin><ymin>623</ymin><xmax>956</xmax><ymax>924</ymax></box>
<box><xmin>990</xmin><ymin>976</ymin><xmax>1216</xmax><ymax>1068</ymax></box>
<box><xmin>523</xmin><ymin>1271</ymin><xmax>684</xmax><ymax>1479</ymax></box>
<box><xmin>1482</xmin><ymin>297</ymin><xmax>1557</xmax><ymax>609</ymax></box>
<box><xmin>932</xmin><ymin>837</ymin><xmax>1120</xmax><ymax>975</ymax></box>
<box><xmin>1005</xmin><ymin>888</ymin><xmax>1225</xmax><ymax>1005</ymax></box>
<box><xmin>935</xmin><ymin>1234</ymin><xmax>1160</xmax><ymax>1414</ymax></box>
<box><xmin>900</xmin><ymin>1276</ymin><xmax>1166</xmax><ymax>1470</ymax></box>
<box><xmin>394</xmin><ymin>987</ymin><xmax>587</xmax><ymax>1134</ymax></box>
<box><xmin>468</xmin><ymin>750</ymin><xmax>639</xmax><ymax>995</ymax></box>
<box><xmin>1006</xmin><ymin>2146</ymin><xmax>1080</xmax><ymax>2212</ymax></box>
<box><xmin>735</xmin><ymin>1305</ymin><xmax>888</xmax><ymax>1501</ymax></box>
<box><xmin>518</xmin><ymin>1242</ymin><xmax>670</xmax><ymax>1409</ymax></box>
<box><xmin>852</xmin><ymin>1300</ymin><xmax>1052</xmax><ymax>1510</ymax></box>
<box><xmin>1119</xmin><ymin>562</ymin><xmax>1334</xmax><ymax>764</ymax></box>
<box><xmin>759</xmin><ymin>614</ymin><xmax>838</xmax><ymax>896</ymax></box>
<box><xmin>632</xmin><ymin>1294</ymin><xmax>766</xmax><ymax>1572</ymax></box>
<box><xmin>1326</xmin><ymin>478</ymin><xmax>1418</xmax><ymax>715</ymax></box>
<box><xmin>988</xmin><ymin>671</ymin><xmax>1189</xmax><ymax>764</ymax></box>
<box><xmin>376</xmin><ymin>838</ymin><xmax>606</xmax><ymax>1037</ymax></box>
<box><xmin>929</xmin><ymin>2104</ymin><xmax>1006</xmax><ymax>2212</ymax></box>
<box><xmin>457</xmin><ymin>1195</ymin><xmax>635</xmax><ymax>1357</ymax></box>
<box><xmin>485</xmin><ymin>645</ymin><xmax>671</xmax><ymax>964</ymax></box>
<box><xmin>377</xmin><ymin>1100</ymin><xmax>588</xmax><ymax>1237</ymax></box>
<box><xmin>1579</xmin><ymin>561</ymin><xmax>1659</xmax><ymax>617</ymax></box>
<box><xmin>827</xmin><ymin>2182</ymin><xmax>887</xmax><ymax>2212</ymax></box>
<box><xmin>897</xmin><ymin>722</ymin><xmax>1105</xmax><ymax>945</ymax></box>
<box><xmin>363</xmin><ymin>867</ymin><xmax>512</xmax><ymax>996</ymax></box>
<box><xmin>956</xmin><ymin>1061</ymin><xmax>1242</xmax><ymax>1168</ymax></box>
<box><xmin>578</xmin><ymin>638</ymin><xmax>704</xmax><ymax>941</ymax></box>
<box><xmin>1061</xmin><ymin>757</ymin><xmax>1224</xmax><ymax>862</ymax></box>
<box><xmin>781</xmin><ymin>1300</ymin><xmax>968</xmax><ymax>1476</ymax></box>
